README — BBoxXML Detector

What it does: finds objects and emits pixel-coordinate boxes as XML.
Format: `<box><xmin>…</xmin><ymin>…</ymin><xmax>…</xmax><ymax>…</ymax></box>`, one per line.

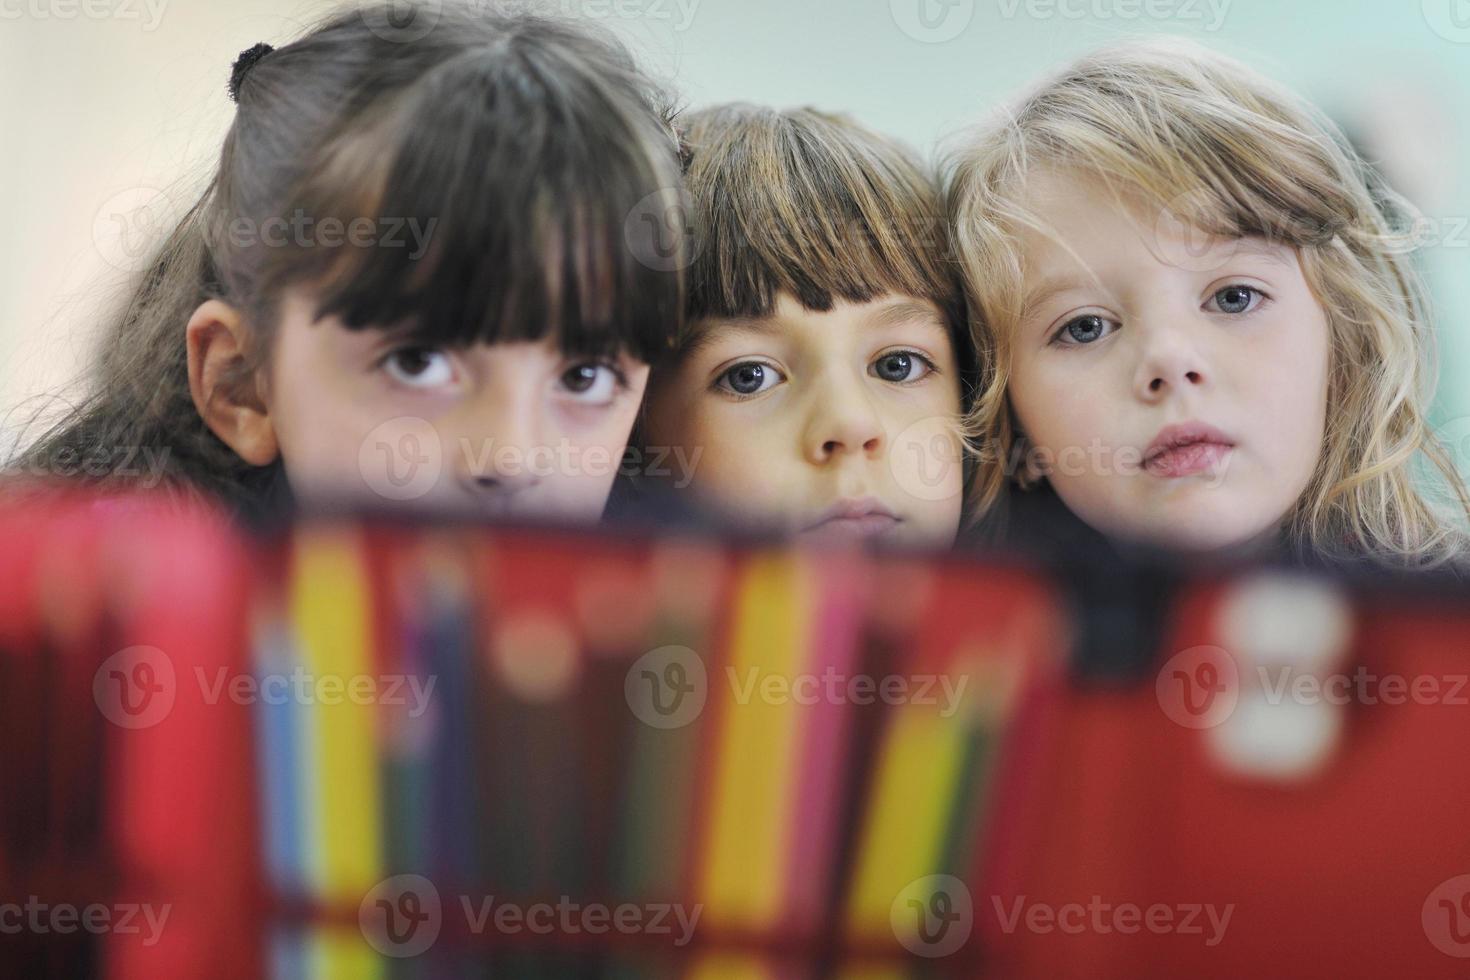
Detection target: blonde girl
<box><xmin>947</xmin><ymin>39</ymin><xmax>1470</xmax><ymax>569</ymax></box>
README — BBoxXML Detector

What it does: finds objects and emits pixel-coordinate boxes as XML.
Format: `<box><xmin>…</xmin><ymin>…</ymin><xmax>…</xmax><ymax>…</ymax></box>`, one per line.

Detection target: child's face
<box><xmin>1005</xmin><ymin>170</ymin><xmax>1331</xmax><ymax>552</ymax></box>
<box><xmin>265</xmin><ymin>289</ymin><xmax>649</xmax><ymax>520</ymax></box>
<box><xmin>644</xmin><ymin>293</ymin><xmax>964</xmax><ymax>547</ymax></box>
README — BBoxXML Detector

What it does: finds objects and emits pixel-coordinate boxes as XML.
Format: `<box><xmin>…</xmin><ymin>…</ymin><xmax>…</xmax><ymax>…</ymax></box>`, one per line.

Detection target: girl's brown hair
<box><xmin>8</xmin><ymin>0</ymin><xmax>685</xmax><ymax>518</ymax></box>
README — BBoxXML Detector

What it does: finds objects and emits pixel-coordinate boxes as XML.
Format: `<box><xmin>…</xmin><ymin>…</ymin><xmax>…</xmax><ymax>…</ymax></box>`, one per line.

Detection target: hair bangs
<box><xmin>681</xmin><ymin>104</ymin><xmax>954</xmax><ymax>329</ymax></box>
<box><xmin>1005</xmin><ymin>46</ymin><xmax>1366</xmax><ymax>256</ymax></box>
<box><xmin>267</xmin><ymin>34</ymin><xmax>682</xmax><ymax>362</ymax></box>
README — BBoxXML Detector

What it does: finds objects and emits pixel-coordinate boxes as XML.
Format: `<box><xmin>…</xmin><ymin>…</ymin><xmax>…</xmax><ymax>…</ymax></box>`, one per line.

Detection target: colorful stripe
<box><xmin>844</xmin><ymin>691</ymin><xmax>970</xmax><ymax>938</ymax></box>
<box><xmin>290</xmin><ymin>527</ymin><xmax>384</xmax><ymax>979</ymax></box>
<box><xmin>242</xmin><ymin>529</ymin><xmax>1044</xmax><ymax>974</ymax></box>
<box><xmin>253</xmin><ymin>599</ymin><xmax>308</xmax><ymax>980</ymax></box>
<box><xmin>697</xmin><ymin>552</ymin><xmax>811</xmax><ymax>931</ymax></box>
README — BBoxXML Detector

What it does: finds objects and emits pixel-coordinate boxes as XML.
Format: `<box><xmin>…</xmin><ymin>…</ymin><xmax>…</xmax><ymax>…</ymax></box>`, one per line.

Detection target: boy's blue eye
<box><xmin>717</xmin><ymin>362</ymin><xmax>782</xmax><ymax>397</ymax></box>
<box><xmin>871</xmin><ymin>351</ymin><xmax>935</xmax><ymax>383</ymax></box>
<box><xmin>1211</xmin><ymin>285</ymin><xmax>1261</xmax><ymax>315</ymax></box>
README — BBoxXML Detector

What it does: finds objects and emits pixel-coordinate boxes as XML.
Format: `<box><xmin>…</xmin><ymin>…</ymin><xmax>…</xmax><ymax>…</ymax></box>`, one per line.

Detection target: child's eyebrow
<box><xmin>1021</xmin><ymin>239</ymin><xmax>1296</xmax><ymax>321</ymax></box>
<box><xmin>863</xmin><ymin>299</ymin><xmax>949</xmax><ymax>334</ymax></box>
<box><xmin>1228</xmin><ymin>238</ymin><xmax>1298</xmax><ymax>266</ymax></box>
<box><xmin>681</xmin><ymin>299</ymin><xmax>948</xmax><ymax>361</ymax></box>
<box><xmin>680</xmin><ymin>316</ymin><xmax>781</xmax><ymax>361</ymax></box>
<box><xmin>1022</xmin><ymin>276</ymin><xmax>1089</xmax><ymax>319</ymax></box>
<box><xmin>335</xmin><ymin>314</ymin><xmax>436</xmax><ymax>347</ymax></box>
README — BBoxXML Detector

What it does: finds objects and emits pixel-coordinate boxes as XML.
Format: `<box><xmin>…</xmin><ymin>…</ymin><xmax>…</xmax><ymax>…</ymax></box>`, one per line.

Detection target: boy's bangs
<box><xmin>682</xmin><ymin>105</ymin><xmax>956</xmax><ymax>328</ymax></box>
<box><xmin>271</xmin><ymin>47</ymin><xmax>682</xmax><ymax>361</ymax></box>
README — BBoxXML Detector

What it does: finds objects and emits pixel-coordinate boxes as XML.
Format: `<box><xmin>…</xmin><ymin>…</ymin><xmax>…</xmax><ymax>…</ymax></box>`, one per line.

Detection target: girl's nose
<box><xmin>460</xmin><ymin>468</ymin><xmax>541</xmax><ymax>497</ymax></box>
<box><xmin>1143</xmin><ymin>365</ymin><xmax>1205</xmax><ymax>395</ymax></box>
<box><xmin>448</xmin><ymin>383</ymin><xmax>544</xmax><ymax>498</ymax></box>
<box><xmin>1134</xmin><ymin>320</ymin><xmax>1209</xmax><ymax>400</ymax></box>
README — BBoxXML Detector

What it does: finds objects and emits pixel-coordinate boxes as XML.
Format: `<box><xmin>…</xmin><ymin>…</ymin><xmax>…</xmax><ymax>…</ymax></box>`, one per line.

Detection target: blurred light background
<box><xmin>3</xmin><ymin>0</ymin><xmax>1468</xmax><ymax>470</ymax></box>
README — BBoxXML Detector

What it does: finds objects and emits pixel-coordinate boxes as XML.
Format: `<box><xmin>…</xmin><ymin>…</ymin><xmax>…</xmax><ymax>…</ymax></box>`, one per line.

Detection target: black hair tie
<box><xmin>228</xmin><ymin>42</ymin><xmax>275</xmax><ymax>103</ymax></box>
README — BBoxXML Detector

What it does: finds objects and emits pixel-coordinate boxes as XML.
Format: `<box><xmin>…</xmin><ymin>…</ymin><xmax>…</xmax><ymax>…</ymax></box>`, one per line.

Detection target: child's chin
<box><xmin>794</xmin><ymin>516</ymin><xmax>957</xmax><ymax>552</ymax></box>
<box><xmin>893</xmin><ymin>520</ymin><xmax>959</xmax><ymax>552</ymax></box>
<box><xmin>1123</xmin><ymin>512</ymin><xmax>1276</xmax><ymax>558</ymax></box>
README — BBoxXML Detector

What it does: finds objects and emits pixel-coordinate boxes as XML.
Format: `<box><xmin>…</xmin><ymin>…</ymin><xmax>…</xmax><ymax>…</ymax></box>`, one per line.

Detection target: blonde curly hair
<box><xmin>946</xmin><ymin>38</ymin><xmax>1470</xmax><ymax>569</ymax></box>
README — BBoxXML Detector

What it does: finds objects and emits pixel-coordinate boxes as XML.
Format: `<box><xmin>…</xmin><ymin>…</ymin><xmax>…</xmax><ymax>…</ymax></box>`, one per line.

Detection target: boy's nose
<box><xmin>818</xmin><ymin>428</ymin><xmax>883</xmax><ymax>460</ymax></box>
<box><xmin>808</xmin><ymin>381</ymin><xmax>886</xmax><ymax>463</ymax></box>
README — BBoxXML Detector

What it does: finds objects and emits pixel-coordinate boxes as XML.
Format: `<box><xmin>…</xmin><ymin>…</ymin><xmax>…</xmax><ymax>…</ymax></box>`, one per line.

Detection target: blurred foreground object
<box><xmin>2</xmin><ymin>485</ymin><xmax>1470</xmax><ymax>978</ymax></box>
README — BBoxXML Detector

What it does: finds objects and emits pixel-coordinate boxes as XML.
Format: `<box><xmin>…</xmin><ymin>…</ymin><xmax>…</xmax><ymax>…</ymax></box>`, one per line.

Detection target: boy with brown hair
<box><xmin>638</xmin><ymin>104</ymin><xmax>975</xmax><ymax>548</ymax></box>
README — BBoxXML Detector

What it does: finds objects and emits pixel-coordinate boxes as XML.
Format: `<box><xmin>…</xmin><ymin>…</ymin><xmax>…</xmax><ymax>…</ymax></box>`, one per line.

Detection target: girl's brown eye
<box><xmin>384</xmin><ymin>347</ymin><xmax>453</xmax><ymax>388</ymax></box>
<box><xmin>559</xmin><ymin>362</ymin><xmax>622</xmax><ymax>404</ymax></box>
<box><xmin>562</xmin><ymin>364</ymin><xmax>598</xmax><ymax>392</ymax></box>
<box><xmin>396</xmin><ymin>349</ymin><xmax>431</xmax><ymax>374</ymax></box>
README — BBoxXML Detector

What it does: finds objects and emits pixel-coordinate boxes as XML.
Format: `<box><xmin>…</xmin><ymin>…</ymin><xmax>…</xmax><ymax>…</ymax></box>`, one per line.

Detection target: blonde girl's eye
<box><xmin>382</xmin><ymin>346</ymin><xmax>455</xmax><ymax>388</ymax></box>
<box><xmin>1209</xmin><ymin>284</ymin><xmax>1266</xmax><ymax>316</ymax></box>
<box><xmin>715</xmin><ymin>361</ymin><xmax>784</xmax><ymax>398</ymax></box>
<box><xmin>559</xmin><ymin>361</ymin><xmax>627</xmax><ymax>405</ymax></box>
<box><xmin>871</xmin><ymin>349</ymin><xmax>937</xmax><ymax>384</ymax></box>
<box><xmin>1050</xmin><ymin>313</ymin><xmax>1118</xmax><ymax>347</ymax></box>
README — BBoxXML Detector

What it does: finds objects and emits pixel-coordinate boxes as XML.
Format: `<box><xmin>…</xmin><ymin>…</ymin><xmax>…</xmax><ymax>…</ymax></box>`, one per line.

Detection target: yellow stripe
<box><xmin>291</xmin><ymin>527</ymin><xmax>384</xmax><ymax>979</ymax></box>
<box><xmin>845</xmin><ymin>705</ymin><xmax>967</xmax><ymax>937</ymax></box>
<box><xmin>698</xmin><ymin>552</ymin><xmax>809</xmax><ymax>929</ymax></box>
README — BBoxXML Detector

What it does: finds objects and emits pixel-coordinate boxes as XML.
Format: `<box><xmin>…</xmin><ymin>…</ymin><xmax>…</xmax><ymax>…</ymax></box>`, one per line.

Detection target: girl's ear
<box><xmin>185</xmin><ymin>300</ymin><xmax>279</xmax><ymax>467</ymax></box>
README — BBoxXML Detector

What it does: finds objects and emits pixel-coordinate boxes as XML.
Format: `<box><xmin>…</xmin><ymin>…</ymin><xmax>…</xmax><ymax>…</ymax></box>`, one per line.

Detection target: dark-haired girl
<box><xmin>11</xmin><ymin>0</ymin><xmax>686</xmax><ymax>524</ymax></box>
